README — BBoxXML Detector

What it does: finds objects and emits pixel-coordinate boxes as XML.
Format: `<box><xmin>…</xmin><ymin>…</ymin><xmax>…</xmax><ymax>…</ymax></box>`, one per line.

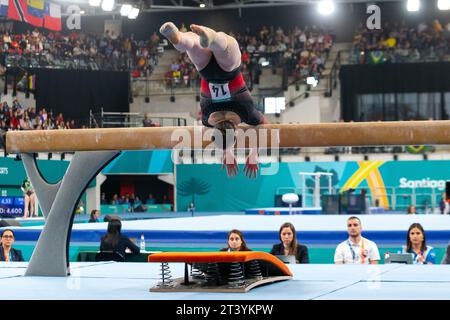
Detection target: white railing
<box><xmin>276</xmin><ymin>185</ymin><xmax>444</xmax><ymax>213</ymax></box>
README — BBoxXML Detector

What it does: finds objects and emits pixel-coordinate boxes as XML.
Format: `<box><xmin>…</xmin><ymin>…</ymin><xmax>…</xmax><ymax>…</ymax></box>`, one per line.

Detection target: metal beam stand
<box><xmin>22</xmin><ymin>151</ymin><xmax>120</xmax><ymax>277</ymax></box>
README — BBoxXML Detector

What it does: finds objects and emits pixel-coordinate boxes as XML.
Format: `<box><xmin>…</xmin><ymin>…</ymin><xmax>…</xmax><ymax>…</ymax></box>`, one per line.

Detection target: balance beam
<box><xmin>5</xmin><ymin>120</ymin><xmax>450</xmax><ymax>153</ymax></box>
<box><xmin>9</xmin><ymin>120</ymin><xmax>450</xmax><ymax>277</ymax></box>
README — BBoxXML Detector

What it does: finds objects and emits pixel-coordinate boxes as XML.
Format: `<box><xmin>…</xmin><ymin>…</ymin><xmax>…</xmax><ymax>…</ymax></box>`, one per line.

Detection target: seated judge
<box><xmin>0</xmin><ymin>229</ymin><xmax>24</xmax><ymax>262</ymax></box>
<box><xmin>220</xmin><ymin>229</ymin><xmax>251</xmax><ymax>252</ymax></box>
<box><xmin>100</xmin><ymin>219</ymin><xmax>140</xmax><ymax>259</ymax></box>
<box><xmin>270</xmin><ymin>222</ymin><xmax>309</xmax><ymax>263</ymax></box>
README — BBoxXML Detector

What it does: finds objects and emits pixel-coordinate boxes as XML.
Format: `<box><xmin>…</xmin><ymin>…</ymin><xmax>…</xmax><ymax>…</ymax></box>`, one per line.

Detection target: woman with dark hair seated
<box><xmin>100</xmin><ymin>219</ymin><xmax>140</xmax><ymax>260</ymax></box>
<box><xmin>190</xmin><ymin>229</ymin><xmax>252</xmax><ymax>280</ymax></box>
<box><xmin>89</xmin><ymin>209</ymin><xmax>100</xmax><ymax>223</ymax></box>
<box><xmin>0</xmin><ymin>229</ymin><xmax>24</xmax><ymax>262</ymax></box>
<box><xmin>270</xmin><ymin>222</ymin><xmax>309</xmax><ymax>264</ymax></box>
<box><xmin>402</xmin><ymin>222</ymin><xmax>436</xmax><ymax>264</ymax></box>
<box><xmin>220</xmin><ymin>229</ymin><xmax>251</xmax><ymax>252</ymax></box>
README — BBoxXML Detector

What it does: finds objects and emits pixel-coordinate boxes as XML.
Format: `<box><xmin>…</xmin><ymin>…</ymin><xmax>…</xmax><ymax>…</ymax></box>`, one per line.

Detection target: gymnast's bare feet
<box><xmin>159</xmin><ymin>22</ymin><xmax>181</xmax><ymax>45</ymax></box>
<box><xmin>190</xmin><ymin>24</ymin><xmax>217</xmax><ymax>49</ymax></box>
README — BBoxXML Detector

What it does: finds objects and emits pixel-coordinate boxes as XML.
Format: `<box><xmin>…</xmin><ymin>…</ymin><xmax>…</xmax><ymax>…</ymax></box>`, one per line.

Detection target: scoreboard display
<box><xmin>0</xmin><ymin>197</ymin><xmax>25</xmax><ymax>218</ymax></box>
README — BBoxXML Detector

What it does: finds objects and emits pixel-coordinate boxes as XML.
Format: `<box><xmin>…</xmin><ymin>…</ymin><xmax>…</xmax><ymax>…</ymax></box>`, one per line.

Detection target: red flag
<box><xmin>7</xmin><ymin>0</ymin><xmax>28</xmax><ymax>22</ymax></box>
<box><xmin>7</xmin><ymin>0</ymin><xmax>42</xmax><ymax>26</ymax></box>
<box><xmin>43</xmin><ymin>1</ymin><xmax>61</xmax><ymax>31</ymax></box>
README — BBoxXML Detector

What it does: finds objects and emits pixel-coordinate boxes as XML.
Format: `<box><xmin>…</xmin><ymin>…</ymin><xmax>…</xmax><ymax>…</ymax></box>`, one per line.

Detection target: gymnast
<box><xmin>160</xmin><ymin>22</ymin><xmax>268</xmax><ymax>179</ymax></box>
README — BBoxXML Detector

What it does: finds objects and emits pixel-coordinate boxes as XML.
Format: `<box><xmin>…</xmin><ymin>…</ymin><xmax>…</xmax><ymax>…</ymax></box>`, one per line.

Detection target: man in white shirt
<box><xmin>334</xmin><ymin>216</ymin><xmax>380</xmax><ymax>264</ymax></box>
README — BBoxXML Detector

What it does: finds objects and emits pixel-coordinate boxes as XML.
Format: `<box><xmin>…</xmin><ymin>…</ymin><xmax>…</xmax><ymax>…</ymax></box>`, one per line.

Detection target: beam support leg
<box><xmin>23</xmin><ymin>151</ymin><xmax>120</xmax><ymax>277</ymax></box>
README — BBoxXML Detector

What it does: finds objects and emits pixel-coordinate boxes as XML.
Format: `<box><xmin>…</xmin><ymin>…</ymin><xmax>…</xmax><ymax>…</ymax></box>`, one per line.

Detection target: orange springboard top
<box><xmin>148</xmin><ymin>251</ymin><xmax>293</xmax><ymax>277</ymax></box>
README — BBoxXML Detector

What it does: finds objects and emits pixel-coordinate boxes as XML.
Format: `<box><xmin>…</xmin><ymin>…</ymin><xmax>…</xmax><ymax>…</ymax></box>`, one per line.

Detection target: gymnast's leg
<box><xmin>23</xmin><ymin>194</ymin><xmax>29</xmax><ymax>218</ymax></box>
<box><xmin>189</xmin><ymin>24</ymin><xmax>241</xmax><ymax>72</ymax></box>
<box><xmin>160</xmin><ymin>22</ymin><xmax>241</xmax><ymax>72</ymax></box>
<box><xmin>159</xmin><ymin>22</ymin><xmax>211</xmax><ymax>71</ymax></box>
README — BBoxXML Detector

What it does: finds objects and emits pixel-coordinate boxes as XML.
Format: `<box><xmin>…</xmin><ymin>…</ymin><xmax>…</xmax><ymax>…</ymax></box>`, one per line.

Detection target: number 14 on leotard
<box><xmin>209</xmin><ymin>83</ymin><xmax>231</xmax><ymax>102</ymax></box>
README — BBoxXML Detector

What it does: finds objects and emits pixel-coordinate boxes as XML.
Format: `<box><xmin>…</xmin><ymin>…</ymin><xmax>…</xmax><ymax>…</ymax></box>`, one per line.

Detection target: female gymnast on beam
<box><xmin>160</xmin><ymin>22</ymin><xmax>268</xmax><ymax>179</ymax></box>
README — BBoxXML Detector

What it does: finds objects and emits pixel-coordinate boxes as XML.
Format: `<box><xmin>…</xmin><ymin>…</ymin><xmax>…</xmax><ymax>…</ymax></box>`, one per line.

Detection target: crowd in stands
<box><xmin>100</xmin><ymin>192</ymin><xmax>172</xmax><ymax>212</ymax></box>
<box><xmin>351</xmin><ymin>19</ymin><xmax>450</xmax><ymax>64</ymax></box>
<box><xmin>233</xmin><ymin>25</ymin><xmax>333</xmax><ymax>83</ymax></box>
<box><xmin>165</xmin><ymin>24</ymin><xmax>334</xmax><ymax>89</ymax></box>
<box><xmin>164</xmin><ymin>51</ymin><xmax>200</xmax><ymax>88</ymax></box>
<box><xmin>0</xmin><ymin>24</ymin><xmax>162</xmax><ymax>76</ymax></box>
<box><xmin>0</xmin><ymin>100</ymin><xmax>81</xmax><ymax>135</ymax></box>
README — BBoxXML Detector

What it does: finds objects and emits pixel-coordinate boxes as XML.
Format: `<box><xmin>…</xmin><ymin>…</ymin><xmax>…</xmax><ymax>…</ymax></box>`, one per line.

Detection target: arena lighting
<box><xmin>128</xmin><ymin>7</ymin><xmax>139</xmax><ymax>19</ymax></box>
<box><xmin>199</xmin><ymin>2</ymin><xmax>206</xmax><ymax>8</ymax></box>
<box><xmin>317</xmin><ymin>0</ymin><xmax>335</xmax><ymax>15</ymax></box>
<box><xmin>407</xmin><ymin>0</ymin><xmax>420</xmax><ymax>12</ymax></box>
<box><xmin>437</xmin><ymin>0</ymin><xmax>450</xmax><ymax>10</ymax></box>
<box><xmin>120</xmin><ymin>4</ymin><xmax>132</xmax><ymax>16</ymax></box>
<box><xmin>101</xmin><ymin>0</ymin><xmax>114</xmax><ymax>11</ymax></box>
<box><xmin>89</xmin><ymin>0</ymin><xmax>101</xmax><ymax>7</ymax></box>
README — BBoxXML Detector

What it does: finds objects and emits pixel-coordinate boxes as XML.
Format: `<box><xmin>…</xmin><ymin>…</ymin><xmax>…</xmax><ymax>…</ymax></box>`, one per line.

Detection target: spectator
<box><xmin>270</xmin><ymin>222</ymin><xmax>309</xmax><ymax>264</ymax></box>
<box><xmin>241</xmin><ymin>50</ymin><xmax>250</xmax><ymax>65</ymax></box>
<box><xmin>146</xmin><ymin>193</ymin><xmax>156</xmax><ymax>205</ymax></box>
<box><xmin>129</xmin><ymin>193</ymin><xmax>135</xmax><ymax>212</ymax></box>
<box><xmin>402</xmin><ymin>223</ymin><xmax>436</xmax><ymax>264</ymax></box>
<box><xmin>150</xmin><ymin>31</ymin><xmax>160</xmax><ymax>47</ymax></box>
<box><xmin>407</xmin><ymin>205</ymin><xmax>416</xmax><ymax>214</ymax></box>
<box><xmin>100</xmin><ymin>219</ymin><xmax>140</xmax><ymax>259</ymax></box>
<box><xmin>0</xmin><ymin>229</ymin><xmax>24</xmax><ymax>262</ymax></box>
<box><xmin>142</xmin><ymin>112</ymin><xmax>155</xmax><ymax>127</ymax></box>
<box><xmin>188</xmin><ymin>201</ymin><xmax>195</xmax><ymax>215</ymax></box>
<box><xmin>100</xmin><ymin>192</ymin><xmax>107</xmax><ymax>205</ymax></box>
<box><xmin>170</xmin><ymin>59</ymin><xmax>179</xmax><ymax>71</ymax></box>
<box><xmin>133</xmin><ymin>195</ymin><xmax>142</xmax><ymax>207</ymax></box>
<box><xmin>220</xmin><ymin>229</ymin><xmax>251</xmax><ymax>252</ymax></box>
<box><xmin>89</xmin><ymin>209</ymin><xmax>100</xmax><ymax>223</ymax></box>
<box><xmin>134</xmin><ymin>198</ymin><xmax>147</xmax><ymax>212</ymax></box>
<box><xmin>111</xmin><ymin>194</ymin><xmax>119</xmax><ymax>205</ymax></box>
<box><xmin>433</xmin><ymin>19</ymin><xmax>443</xmax><ymax>33</ymax></box>
<box><xmin>12</xmin><ymin>99</ymin><xmax>22</xmax><ymax>110</ymax></box>
<box><xmin>439</xmin><ymin>192</ymin><xmax>449</xmax><ymax>215</ymax></box>
<box><xmin>334</xmin><ymin>216</ymin><xmax>380</xmax><ymax>264</ymax></box>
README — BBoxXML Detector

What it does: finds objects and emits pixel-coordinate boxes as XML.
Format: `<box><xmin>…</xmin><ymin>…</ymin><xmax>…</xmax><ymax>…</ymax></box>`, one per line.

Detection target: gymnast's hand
<box><xmin>244</xmin><ymin>148</ymin><xmax>259</xmax><ymax>179</ymax></box>
<box><xmin>222</xmin><ymin>148</ymin><xmax>238</xmax><ymax>177</ymax></box>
